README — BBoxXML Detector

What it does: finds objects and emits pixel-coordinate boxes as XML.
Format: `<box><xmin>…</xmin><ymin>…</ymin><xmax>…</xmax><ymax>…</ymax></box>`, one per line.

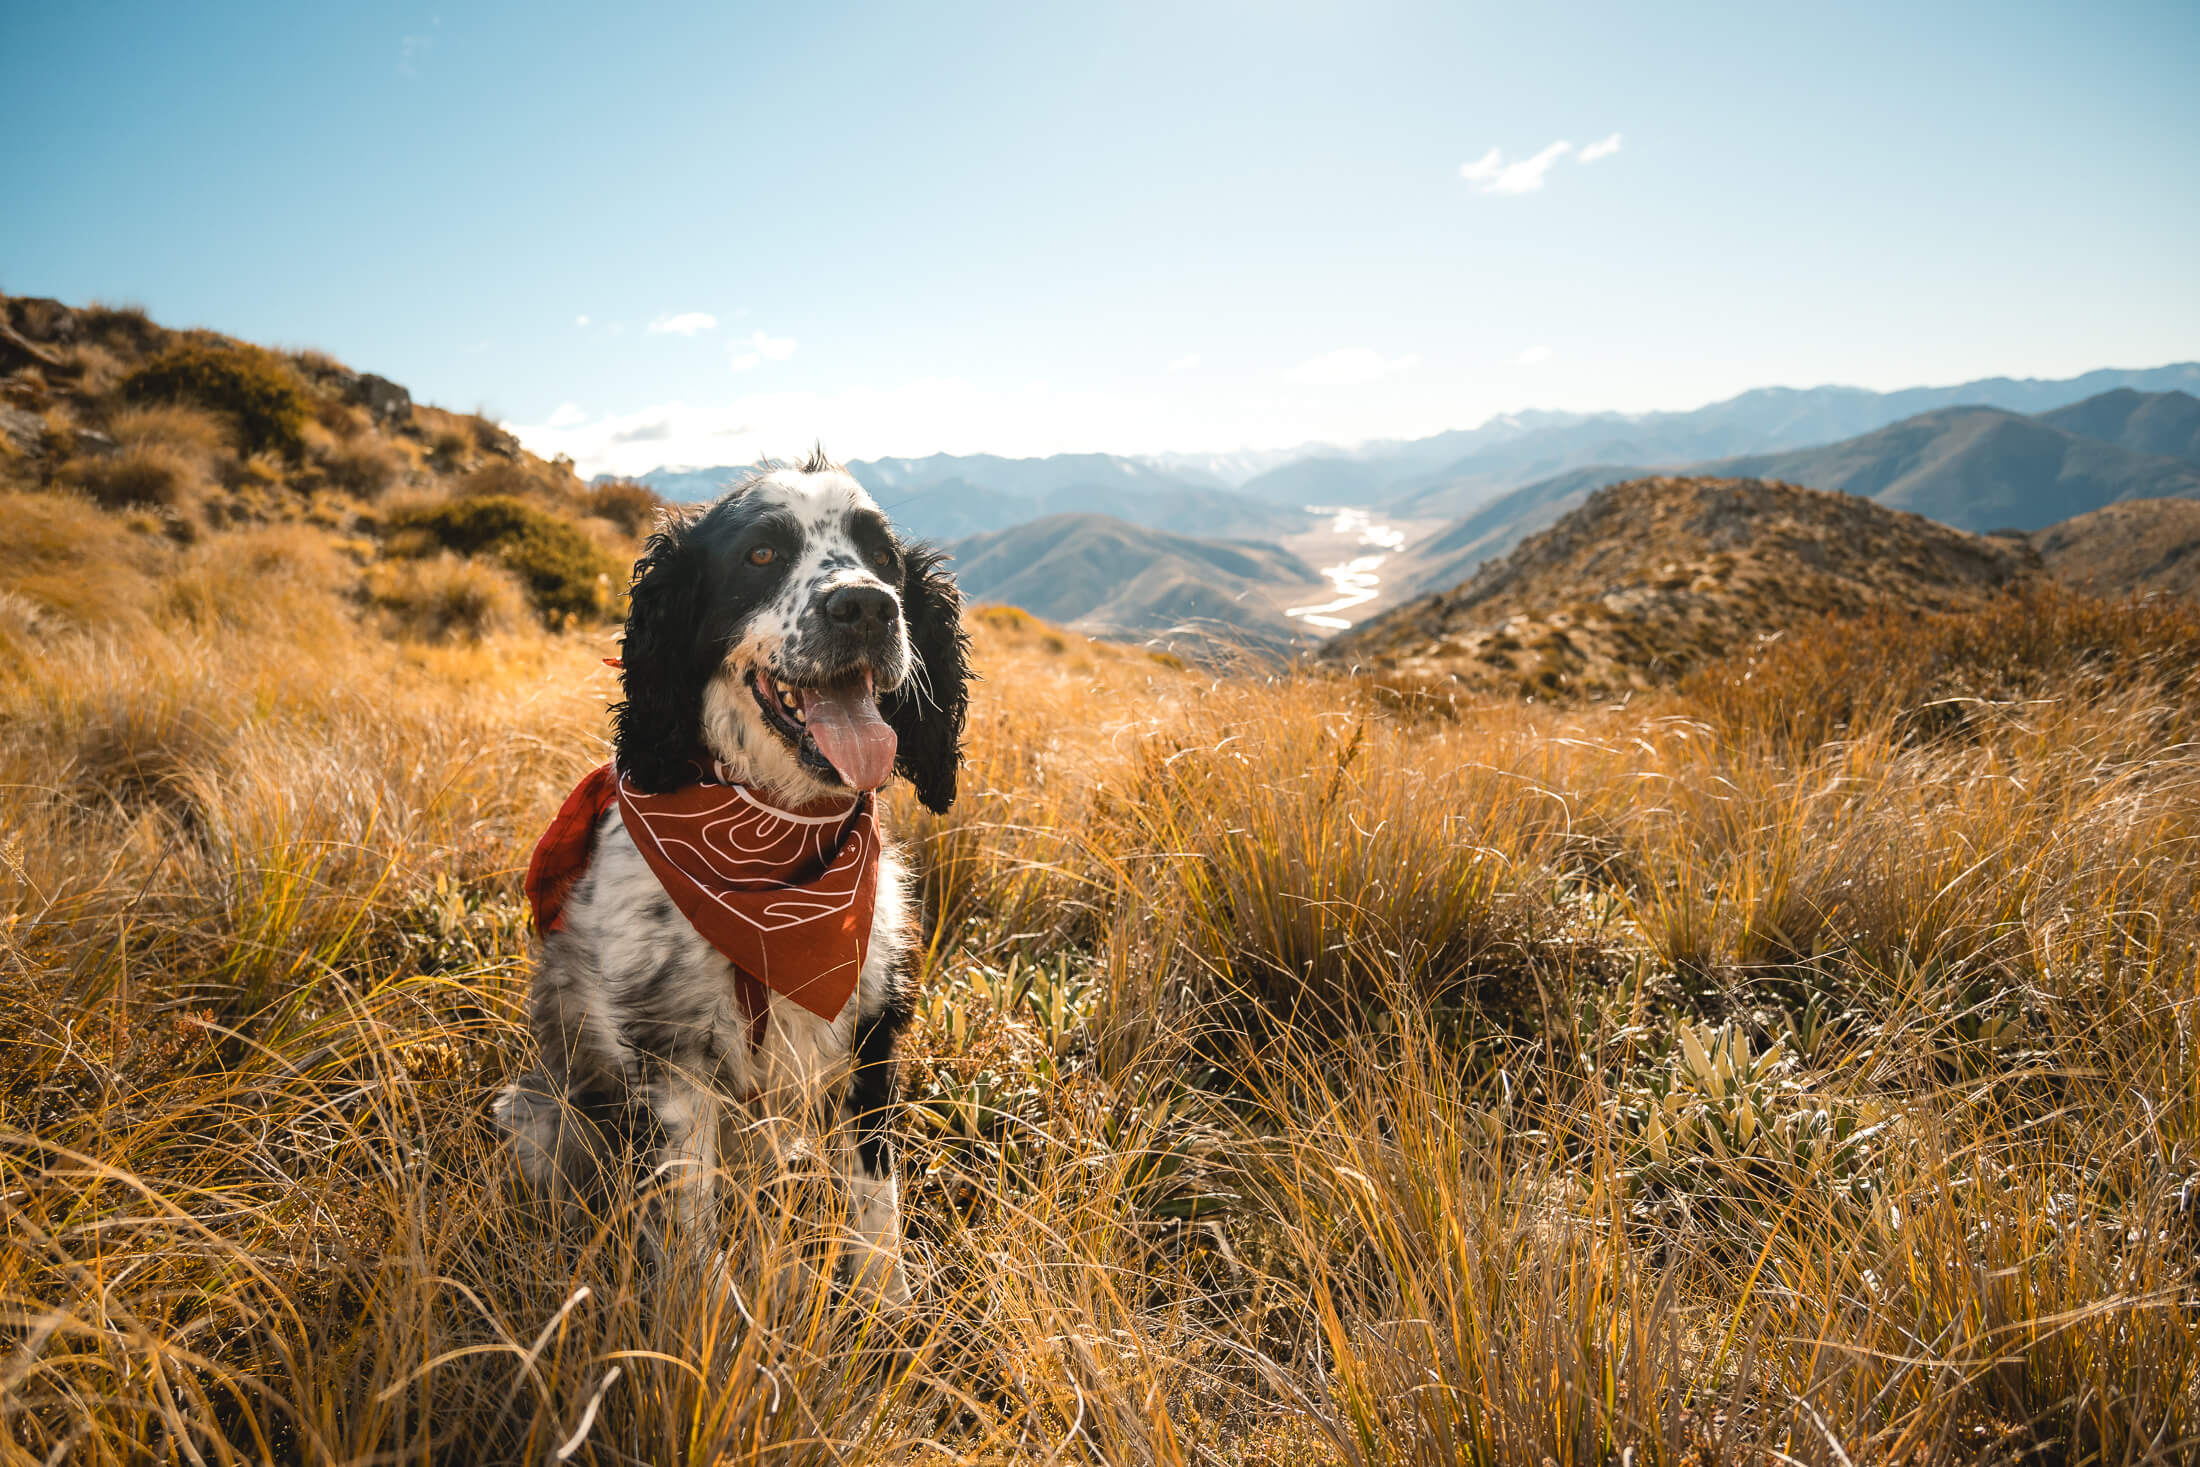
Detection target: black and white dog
<box><xmin>496</xmin><ymin>451</ymin><xmax>969</xmax><ymax>1303</ymax></box>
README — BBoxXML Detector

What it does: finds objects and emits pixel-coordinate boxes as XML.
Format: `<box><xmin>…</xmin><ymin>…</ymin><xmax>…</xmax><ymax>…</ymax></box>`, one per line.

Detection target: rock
<box><xmin>3</xmin><ymin>296</ymin><xmax>80</xmax><ymax>347</ymax></box>
<box><xmin>346</xmin><ymin>373</ymin><xmax>413</xmax><ymax>423</ymax></box>
<box><xmin>0</xmin><ymin>403</ymin><xmax>46</xmax><ymax>457</ymax></box>
<box><xmin>0</xmin><ymin>319</ymin><xmax>66</xmax><ymax>371</ymax></box>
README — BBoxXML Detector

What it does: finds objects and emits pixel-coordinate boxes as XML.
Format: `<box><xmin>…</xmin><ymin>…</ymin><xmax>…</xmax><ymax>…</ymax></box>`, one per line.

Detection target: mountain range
<box><xmin>945</xmin><ymin>514</ymin><xmax>1321</xmax><ymax>651</ymax></box>
<box><xmin>620</xmin><ymin>365</ymin><xmax>2200</xmax><ymax>539</ymax></box>
<box><xmin>1370</xmin><ymin>365</ymin><xmax>2200</xmax><ymax>520</ymax></box>
<box><xmin>634</xmin><ymin>453</ymin><xmax>1301</xmax><ymax>543</ymax></box>
<box><xmin>614</xmin><ymin>367</ymin><xmax>2200</xmax><ymax>653</ymax></box>
<box><xmin>1398</xmin><ymin>388</ymin><xmax>2200</xmax><ymax>596</ymax></box>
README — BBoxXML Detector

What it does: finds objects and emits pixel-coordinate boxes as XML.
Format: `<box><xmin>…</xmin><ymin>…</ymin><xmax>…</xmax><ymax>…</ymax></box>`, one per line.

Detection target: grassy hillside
<box><xmin>2032</xmin><ymin>497</ymin><xmax>2200</xmax><ymax>600</ymax></box>
<box><xmin>5</xmin><ymin>305</ymin><xmax>2200</xmax><ymax>1462</ymax></box>
<box><xmin>1327</xmin><ymin>475</ymin><xmax>2036</xmax><ymax>695</ymax></box>
<box><xmin>1401</xmin><ymin>464</ymin><xmax>1640</xmax><ymax>597</ymax></box>
<box><xmin>0</xmin><ymin>293</ymin><xmax>663</xmax><ymax>643</ymax></box>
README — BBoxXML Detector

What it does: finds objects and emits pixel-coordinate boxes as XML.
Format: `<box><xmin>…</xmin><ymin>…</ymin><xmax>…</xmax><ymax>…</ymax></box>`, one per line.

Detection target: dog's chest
<box><xmin>565</xmin><ymin>809</ymin><xmax>862</xmax><ymax>1095</ymax></box>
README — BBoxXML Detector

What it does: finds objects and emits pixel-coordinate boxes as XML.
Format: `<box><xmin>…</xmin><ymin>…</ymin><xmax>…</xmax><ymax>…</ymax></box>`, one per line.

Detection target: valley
<box><xmin>625</xmin><ymin>369</ymin><xmax>2200</xmax><ymax>656</ymax></box>
<box><xmin>1280</xmin><ymin>505</ymin><xmax>1437</xmax><ymax>631</ymax></box>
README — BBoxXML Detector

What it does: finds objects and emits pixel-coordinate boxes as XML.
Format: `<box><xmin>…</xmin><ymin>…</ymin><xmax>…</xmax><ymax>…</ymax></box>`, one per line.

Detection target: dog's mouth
<box><xmin>751</xmin><ymin>667</ymin><xmax>898</xmax><ymax>792</ymax></box>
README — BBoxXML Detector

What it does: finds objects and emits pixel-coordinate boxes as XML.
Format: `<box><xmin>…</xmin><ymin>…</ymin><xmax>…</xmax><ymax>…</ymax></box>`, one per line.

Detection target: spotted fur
<box><xmin>496</xmin><ymin>457</ymin><xmax>969</xmax><ymax>1303</ymax></box>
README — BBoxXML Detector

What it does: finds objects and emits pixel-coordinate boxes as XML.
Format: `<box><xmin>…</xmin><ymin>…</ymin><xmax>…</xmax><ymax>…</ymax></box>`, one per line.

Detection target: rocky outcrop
<box><xmin>344</xmin><ymin>372</ymin><xmax>413</xmax><ymax>424</ymax></box>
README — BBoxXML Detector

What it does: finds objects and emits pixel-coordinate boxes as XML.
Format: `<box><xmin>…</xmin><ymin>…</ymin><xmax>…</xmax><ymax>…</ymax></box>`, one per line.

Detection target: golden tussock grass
<box><xmin>313</xmin><ymin>434</ymin><xmax>410</xmax><ymax>498</ymax></box>
<box><xmin>0</xmin><ymin>542</ymin><xmax>2197</xmax><ymax>1463</ymax></box>
<box><xmin>365</xmin><ymin>552</ymin><xmax>533</xmax><ymax>643</ymax></box>
<box><xmin>105</xmin><ymin>404</ymin><xmax>234</xmax><ymax>471</ymax></box>
<box><xmin>59</xmin><ymin>441</ymin><xmax>211</xmax><ymax>512</ymax></box>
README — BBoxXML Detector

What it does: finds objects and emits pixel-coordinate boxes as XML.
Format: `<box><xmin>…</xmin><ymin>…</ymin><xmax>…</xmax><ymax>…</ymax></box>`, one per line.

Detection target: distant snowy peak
<box><xmin>1134</xmin><ymin>446</ymin><xmax>1332</xmax><ymax>489</ymax></box>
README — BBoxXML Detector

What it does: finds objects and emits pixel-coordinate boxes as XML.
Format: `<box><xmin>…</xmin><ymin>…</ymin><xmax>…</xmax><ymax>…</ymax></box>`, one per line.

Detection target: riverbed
<box><xmin>1283</xmin><ymin>505</ymin><xmax>1439</xmax><ymax>631</ymax></box>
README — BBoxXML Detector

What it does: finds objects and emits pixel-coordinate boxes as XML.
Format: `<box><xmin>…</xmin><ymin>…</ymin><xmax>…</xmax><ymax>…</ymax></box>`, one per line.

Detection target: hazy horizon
<box><xmin>611</xmin><ymin>357</ymin><xmax>2200</xmax><ymax>480</ymax></box>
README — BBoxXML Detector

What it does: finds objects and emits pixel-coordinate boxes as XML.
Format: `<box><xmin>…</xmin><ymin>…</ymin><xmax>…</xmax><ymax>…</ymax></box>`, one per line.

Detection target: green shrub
<box><xmin>579</xmin><ymin>479</ymin><xmax>665</xmax><ymax>537</ymax></box>
<box><xmin>1610</xmin><ymin>1021</ymin><xmax>1890</xmax><ymax>1258</ymax></box>
<box><xmin>122</xmin><ymin>341</ymin><xmax>311</xmax><ymax>458</ymax></box>
<box><xmin>386</xmin><ymin>495</ymin><xmax>620</xmax><ymax>625</ymax></box>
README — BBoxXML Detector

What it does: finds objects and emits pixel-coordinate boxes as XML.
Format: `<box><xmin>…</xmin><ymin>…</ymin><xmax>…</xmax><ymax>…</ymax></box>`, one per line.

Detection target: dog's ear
<box><xmin>883</xmin><ymin>543</ymin><xmax>972</xmax><ymax>814</ymax></box>
<box><xmin>611</xmin><ymin>513</ymin><xmax>710</xmax><ymax>793</ymax></box>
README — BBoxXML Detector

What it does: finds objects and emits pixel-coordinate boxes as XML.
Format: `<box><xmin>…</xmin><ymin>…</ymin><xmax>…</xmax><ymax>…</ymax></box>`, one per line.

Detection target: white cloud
<box><xmin>1284</xmin><ymin>348</ymin><xmax>1420</xmax><ymax>387</ymax></box>
<box><xmin>1458</xmin><ymin>140</ymin><xmax>1575</xmax><ymax>195</ymax></box>
<box><xmin>1166</xmin><ymin>353</ymin><xmax>1201</xmax><ymax>374</ymax></box>
<box><xmin>574</xmin><ymin>314</ymin><xmax>590</xmax><ymax>328</ymax></box>
<box><xmin>1579</xmin><ymin>132</ymin><xmax>1622</xmax><ymax>164</ymax></box>
<box><xmin>545</xmin><ymin>402</ymin><xmax>587</xmax><ymax>428</ymax></box>
<box><xmin>1517</xmin><ymin>345</ymin><xmax>1554</xmax><ymax>366</ymax></box>
<box><xmin>647</xmin><ymin>311</ymin><xmax>719</xmax><ymax>336</ymax></box>
<box><xmin>729</xmin><ymin>330</ymin><xmax>798</xmax><ymax>371</ymax></box>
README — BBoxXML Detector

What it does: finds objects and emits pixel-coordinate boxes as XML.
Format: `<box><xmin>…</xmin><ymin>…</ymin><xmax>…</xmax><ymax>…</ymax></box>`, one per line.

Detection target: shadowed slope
<box><xmin>948</xmin><ymin>511</ymin><xmax>1322</xmax><ymax>649</ymax></box>
<box><xmin>1705</xmin><ymin>405</ymin><xmax>2200</xmax><ymax>531</ymax></box>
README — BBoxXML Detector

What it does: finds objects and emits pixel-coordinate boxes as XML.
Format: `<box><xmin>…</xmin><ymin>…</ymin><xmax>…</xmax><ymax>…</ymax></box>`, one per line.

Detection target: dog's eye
<box><xmin>872</xmin><ymin>548</ymin><xmax>894</xmax><ymax>570</ymax></box>
<box><xmin>749</xmin><ymin>546</ymin><xmax>776</xmax><ymax>567</ymax></box>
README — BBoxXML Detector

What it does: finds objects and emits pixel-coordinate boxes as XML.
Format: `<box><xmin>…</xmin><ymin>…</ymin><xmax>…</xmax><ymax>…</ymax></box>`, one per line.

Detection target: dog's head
<box><xmin>612</xmin><ymin>452</ymin><xmax>971</xmax><ymax>812</ymax></box>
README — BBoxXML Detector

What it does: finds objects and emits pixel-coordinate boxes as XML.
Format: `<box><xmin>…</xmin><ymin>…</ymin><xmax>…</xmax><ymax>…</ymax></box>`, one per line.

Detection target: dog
<box><xmin>495</xmin><ymin>450</ymin><xmax>969</xmax><ymax>1304</ymax></box>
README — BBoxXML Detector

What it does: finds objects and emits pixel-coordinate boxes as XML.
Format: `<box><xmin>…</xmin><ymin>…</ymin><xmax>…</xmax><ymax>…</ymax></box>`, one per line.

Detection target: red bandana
<box><xmin>526</xmin><ymin>762</ymin><xmax>881</xmax><ymax>1022</ymax></box>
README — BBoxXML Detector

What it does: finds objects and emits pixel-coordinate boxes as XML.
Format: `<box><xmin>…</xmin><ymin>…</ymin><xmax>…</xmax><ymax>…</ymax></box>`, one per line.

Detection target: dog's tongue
<box><xmin>800</xmin><ymin>681</ymin><xmax>898</xmax><ymax>791</ymax></box>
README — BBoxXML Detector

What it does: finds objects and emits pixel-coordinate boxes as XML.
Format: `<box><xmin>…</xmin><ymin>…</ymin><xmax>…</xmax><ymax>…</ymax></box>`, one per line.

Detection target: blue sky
<box><xmin>5</xmin><ymin>1</ymin><xmax>2196</xmax><ymax>474</ymax></box>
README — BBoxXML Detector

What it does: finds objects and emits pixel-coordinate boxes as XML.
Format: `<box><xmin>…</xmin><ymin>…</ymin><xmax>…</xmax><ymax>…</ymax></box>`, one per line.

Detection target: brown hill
<box><xmin>2030</xmin><ymin>498</ymin><xmax>2200</xmax><ymax>600</ymax></box>
<box><xmin>1</xmin><ymin>293</ymin><xmax>664</xmax><ymax>640</ymax></box>
<box><xmin>947</xmin><ymin>513</ymin><xmax>1321</xmax><ymax>650</ymax></box>
<box><xmin>1321</xmin><ymin>475</ymin><xmax>2038</xmax><ymax>696</ymax></box>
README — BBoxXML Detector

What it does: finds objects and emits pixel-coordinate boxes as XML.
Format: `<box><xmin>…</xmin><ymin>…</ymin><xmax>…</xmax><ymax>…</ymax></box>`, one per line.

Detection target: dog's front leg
<box><xmin>647</xmin><ymin>1069</ymin><xmax>724</xmax><ymax>1253</ymax></box>
<box><xmin>840</xmin><ymin>1136</ymin><xmax>911</xmax><ymax>1306</ymax></box>
<box><xmin>839</xmin><ymin>1015</ymin><xmax>912</xmax><ymax>1306</ymax></box>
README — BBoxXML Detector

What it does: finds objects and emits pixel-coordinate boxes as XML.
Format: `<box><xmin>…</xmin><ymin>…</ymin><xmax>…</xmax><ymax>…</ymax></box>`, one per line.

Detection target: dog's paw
<box><xmin>843</xmin><ymin>1246</ymin><xmax>914</xmax><ymax>1310</ymax></box>
<box><xmin>492</xmin><ymin>1078</ymin><xmax>561</xmax><ymax>1189</ymax></box>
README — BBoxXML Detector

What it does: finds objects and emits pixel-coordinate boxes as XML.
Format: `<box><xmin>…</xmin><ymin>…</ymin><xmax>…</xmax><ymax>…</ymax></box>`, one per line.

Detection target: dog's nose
<box><xmin>825</xmin><ymin>584</ymin><xmax>898</xmax><ymax>631</ymax></box>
